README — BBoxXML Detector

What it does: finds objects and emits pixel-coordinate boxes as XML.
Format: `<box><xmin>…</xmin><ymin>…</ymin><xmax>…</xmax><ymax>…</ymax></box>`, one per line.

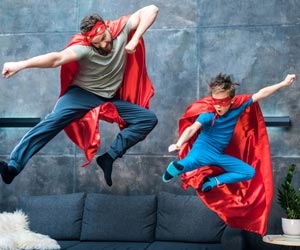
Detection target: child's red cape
<box><xmin>179</xmin><ymin>95</ymin><xmax>273</xmax><ymax>236</ymax></box>
<box><xmin>59</xmin><ymin>15</ymin><xmax>154</xmax><ymax>167</ymax></box>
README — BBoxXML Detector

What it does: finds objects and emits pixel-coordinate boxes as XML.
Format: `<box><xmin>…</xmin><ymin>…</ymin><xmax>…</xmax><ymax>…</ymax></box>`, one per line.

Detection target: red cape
<box><xmin>179</xmin><ymin>95</ymin><xmax>273</xmax><ymax>236</ymax></box>
<box><xmin>59</xmin><ymin>16</ymin><xmax>154</xmax><ymax>166</ymax></box>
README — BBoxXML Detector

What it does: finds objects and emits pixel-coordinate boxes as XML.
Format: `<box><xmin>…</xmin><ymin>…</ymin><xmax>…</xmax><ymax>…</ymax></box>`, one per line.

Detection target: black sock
<box><xmin>0</xmin><ymin>161</ymin><xmax>18</xmax><ymax>184</ymax></box>
<box><xmin>96</xmin><ymin>153</ymin><xmax>114</xmax><ymax>187</ymax></box>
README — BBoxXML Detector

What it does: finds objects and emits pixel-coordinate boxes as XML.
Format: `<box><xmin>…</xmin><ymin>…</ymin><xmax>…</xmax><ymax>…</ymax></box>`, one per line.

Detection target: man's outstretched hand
<box><xmin>2</xmin><ymin>62</ymin><xmax>22</xmax><ymax>79</ymax></box>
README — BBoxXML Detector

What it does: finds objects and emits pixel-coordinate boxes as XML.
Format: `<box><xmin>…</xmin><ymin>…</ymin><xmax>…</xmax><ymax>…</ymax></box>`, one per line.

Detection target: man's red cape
<box><xmin>59</xmin><ymin>15</ymin><xmax>154</xmax><ymax>167</ymax></box>
<box><xmin>179</xmin><ymin>95</ymin><xmax>273</xmax><ymax>236</ymax></box>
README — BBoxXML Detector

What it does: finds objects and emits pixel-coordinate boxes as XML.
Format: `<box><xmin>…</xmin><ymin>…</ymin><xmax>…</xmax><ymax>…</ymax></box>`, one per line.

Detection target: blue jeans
<box><xmin>9</xmin><ymin>86</ymin><xmax>157</xmax><ymax>172</ymax></box>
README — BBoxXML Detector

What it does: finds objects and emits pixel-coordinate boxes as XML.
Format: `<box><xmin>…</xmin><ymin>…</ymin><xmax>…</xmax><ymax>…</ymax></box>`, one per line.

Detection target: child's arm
<box><xmin>168</xmin><ymin>121</ymin><xmax>202</xmax><ymax>152</ymax></box>
<box><xmin>252</xmin><ymin>74</ymin><xmax>296</xmax><ymax>102</ymax></box>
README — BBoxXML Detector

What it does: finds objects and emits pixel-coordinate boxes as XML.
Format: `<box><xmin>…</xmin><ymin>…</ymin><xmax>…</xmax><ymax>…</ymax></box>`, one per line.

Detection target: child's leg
<box><xmin>162</xmin><ymin>161</ymin><xmax>184</xmax><ymax>182</ymax></box>
<box><xmin>205</xmin><ymin>154</ymin><xmax>255</xmax><ymax>188</ymax></box>
<box><xmin>162</xmin><ymin>147</ymin><xmax>204</xmax><ymax>182</ymax></box>
<box><xmin>202</xmin><ymin>155</ymin><xmax>255</xmax><ymax>192</ymax></box>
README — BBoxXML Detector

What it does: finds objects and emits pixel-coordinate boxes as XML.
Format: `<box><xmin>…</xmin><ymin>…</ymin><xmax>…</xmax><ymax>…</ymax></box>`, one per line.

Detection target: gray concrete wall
<box><xmin>1</xmin><ymin>1</ymin><xmax>300</xmax><ymax>248</ymax></box>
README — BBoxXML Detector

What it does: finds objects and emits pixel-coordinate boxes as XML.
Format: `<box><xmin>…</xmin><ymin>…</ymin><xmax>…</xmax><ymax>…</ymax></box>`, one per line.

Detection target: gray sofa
<box><xmin>17</xmin><ymin>191</ymin><xmax>246</xmax><ymax>250</ymax></box>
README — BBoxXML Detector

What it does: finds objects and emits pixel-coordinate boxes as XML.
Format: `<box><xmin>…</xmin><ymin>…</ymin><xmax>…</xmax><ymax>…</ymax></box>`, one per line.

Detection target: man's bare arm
<box><xmin>2</xmin><ymin>48</ymin><xmax>78</xmax><ymax>79</ymax></box>
<box><xmin>125</xmin><ymin>5</ymin><xmax>159</xmax><ymax>53</ymax></box>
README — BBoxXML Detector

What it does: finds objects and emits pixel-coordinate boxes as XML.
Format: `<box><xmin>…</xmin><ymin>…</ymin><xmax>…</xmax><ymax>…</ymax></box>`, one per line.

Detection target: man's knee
<box><xmin>149</xmin><ymin>112</ymin><xmax>158</xmax><ymax>128</ymax></box>
<box><xmin>144</xmin><ymin>110</ymin><xmax>158</xmax><ymax>130</ymax></box>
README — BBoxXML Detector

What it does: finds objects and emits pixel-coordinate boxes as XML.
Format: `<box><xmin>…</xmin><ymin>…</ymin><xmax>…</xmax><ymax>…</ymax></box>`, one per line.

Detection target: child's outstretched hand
<box><xmin>283</xmin><ymin>74</ymin><xmax>296</xmax><ymax>86</ymax></box>
<box><xmin>168</xmin><ymin>144</ymin><xmax>180</xmax><ymax>152</ymax></box>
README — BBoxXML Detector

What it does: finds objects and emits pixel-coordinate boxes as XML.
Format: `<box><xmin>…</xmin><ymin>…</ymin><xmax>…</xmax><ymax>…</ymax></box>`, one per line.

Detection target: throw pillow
<box><xmin>0</xmin><ymin>210</ymin><xmax>60</xmax><ymax>250</ymax></box>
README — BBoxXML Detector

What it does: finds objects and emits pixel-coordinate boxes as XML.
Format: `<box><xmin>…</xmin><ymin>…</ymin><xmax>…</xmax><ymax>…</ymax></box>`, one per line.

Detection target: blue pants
<box><xmin>9</xmin><ymin>86</ymin><xmax>157</xmax><ymax>172</ymax></box>
<box><xmin>178</xmin><ymin>145</ymin><xmax>255</xmax><ymax>185</ymax></box>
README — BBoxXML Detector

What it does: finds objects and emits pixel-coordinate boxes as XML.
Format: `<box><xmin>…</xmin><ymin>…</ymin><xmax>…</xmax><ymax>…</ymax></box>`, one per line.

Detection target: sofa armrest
<box><xmin>221</xmin><ymin>226</ymin><xmax>247</xmax><ymax>250</ymax></box>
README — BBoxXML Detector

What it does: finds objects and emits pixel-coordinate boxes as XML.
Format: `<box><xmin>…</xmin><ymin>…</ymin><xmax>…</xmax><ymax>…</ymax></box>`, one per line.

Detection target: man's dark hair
<box><xmin>80</xmin><ymin>14</ymin><xmax>104</xmax><ymax>33</ymax></box>
<box><xmin>208</xmin><ymin>73</ymin><xmax>239</xmax><ymax>98</ymax></box>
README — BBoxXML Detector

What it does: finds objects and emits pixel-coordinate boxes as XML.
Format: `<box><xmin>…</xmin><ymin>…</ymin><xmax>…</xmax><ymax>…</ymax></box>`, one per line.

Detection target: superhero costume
<box><xmin>60</xmin><ymin>15</ymin><xmax>154</xmax><ymax>167</ymax></box>
<box><xmin>178</xmin><ymin>95</ymin><xmax>273</xmax><ymax>236</ymax></box>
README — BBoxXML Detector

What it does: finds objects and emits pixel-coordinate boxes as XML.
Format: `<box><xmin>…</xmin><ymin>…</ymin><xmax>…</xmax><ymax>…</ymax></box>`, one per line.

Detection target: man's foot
<box><xmin>202</xmin><ymin>177</ymin><xmax>218</xmax><ymax>192</ymax></box>
<box><xmin>162</xmin><ymin>161</ymin><xmax>184</xmax><ymax>182</ymax></box>
<box><xmin>96</xmin><ymin>153</ymin><xmax>114</xmax><ymax>187</ymax></box>
<box><xmin>0</xmin><ymin>161</ymin><xmax>18</xmax><ymax>184</ymax></box>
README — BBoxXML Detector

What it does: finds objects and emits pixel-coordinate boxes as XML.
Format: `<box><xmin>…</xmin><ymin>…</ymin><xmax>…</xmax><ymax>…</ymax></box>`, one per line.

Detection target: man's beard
<box><xmin>94</xmin><ymin>41</ymin><xmax>113</xmax><ymax>56</ymax></box>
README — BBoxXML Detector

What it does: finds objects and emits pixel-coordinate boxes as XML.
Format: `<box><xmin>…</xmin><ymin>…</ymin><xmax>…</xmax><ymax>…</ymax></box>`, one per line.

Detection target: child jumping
<box><xmin>162</xmin><ymin>73</ymin><xmax>296</xmax><ymax>193</ymax></box>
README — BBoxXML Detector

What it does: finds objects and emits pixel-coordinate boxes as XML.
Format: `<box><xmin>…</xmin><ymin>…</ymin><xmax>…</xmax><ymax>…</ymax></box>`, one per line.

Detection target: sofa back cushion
<box><xmin>156</xmin><ymin>192</ymin><xmax>226</xmax><ymax>242</ymax></box>
<box><xmin>80</xmin><ymin>193</ymin><xmax>156</xmax><ymax>242</ymax></box>
<box><xmin>18</xmin><ymin>192</ymin><xmax>85</xmax><ymax>240</ymax></box>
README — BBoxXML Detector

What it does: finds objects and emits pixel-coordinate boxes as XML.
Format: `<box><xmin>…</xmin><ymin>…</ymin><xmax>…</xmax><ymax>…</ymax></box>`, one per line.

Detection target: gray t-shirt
<box><xmin>69</xmin><ymin>20</ymin><xmax>132</xmax><ymax>98</ymax></box>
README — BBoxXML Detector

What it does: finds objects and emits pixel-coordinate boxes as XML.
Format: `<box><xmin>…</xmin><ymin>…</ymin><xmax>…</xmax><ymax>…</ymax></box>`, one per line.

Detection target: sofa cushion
<box><xmin>64</xmin><ymin>242</ymin><xmax>151</xmax><ymax>250</ymax></box>
<box><xmin>18</xmin><ymin>192</ymin><xmax>85</xmax><ymax>240</ymax></box>
<box><xmin>80</xmin><ymin>193</ymin><xmax>156</xmax><ymax>242</ymax></box>
<box><xmin>146</xmin><ymin>241</ymin><xmax>223</xmax><ymax>250</ymax></box>
<box><xmin>156</xmin><ymin>192</ymin><xmax>226</xmax><ymax>242</ymax></box>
